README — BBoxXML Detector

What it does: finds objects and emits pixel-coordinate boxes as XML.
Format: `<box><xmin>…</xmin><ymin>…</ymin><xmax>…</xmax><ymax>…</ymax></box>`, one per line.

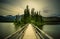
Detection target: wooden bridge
<box><xmin>5</xmin><ymin>24</ymin><xmax>53</xmax><ymax>39</ymax></box>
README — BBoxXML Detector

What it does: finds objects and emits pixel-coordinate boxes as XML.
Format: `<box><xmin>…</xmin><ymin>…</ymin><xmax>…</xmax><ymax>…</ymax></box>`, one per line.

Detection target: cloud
<box><xmin>0</xmin><ymin>0</ymin><xmax>60</xmax><ymax>17</ymax></box>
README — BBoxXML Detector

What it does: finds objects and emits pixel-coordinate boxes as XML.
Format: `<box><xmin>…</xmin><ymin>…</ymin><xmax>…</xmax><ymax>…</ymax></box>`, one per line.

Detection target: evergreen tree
<box><xmin>24</xmin><ymin>5</ymin><xmax>30</xmax><ymax>23</ymax></box>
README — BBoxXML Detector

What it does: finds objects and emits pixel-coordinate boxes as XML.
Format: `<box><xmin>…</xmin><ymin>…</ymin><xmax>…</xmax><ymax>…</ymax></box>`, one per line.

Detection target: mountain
<box><xmin>0</xmin><ymin>15</ymin><xmax>16</xmax><ymax>22</ymax></box>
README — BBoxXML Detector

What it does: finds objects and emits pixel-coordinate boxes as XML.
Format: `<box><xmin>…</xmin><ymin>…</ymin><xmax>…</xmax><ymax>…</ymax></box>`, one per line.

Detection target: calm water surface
<box><xmin>43</xmin><ymin>25</ymin><xmax>60</xmax><ymax>39</ymax></box>
<box><xmin>0</xmin><ymin>23</ymin><xmax>60</xmax><ymax>39</ymax></box>
<box><xmin>0</xmin><ymin>23</ymin><xmax>20</xmax><ymax>39</ymax></box>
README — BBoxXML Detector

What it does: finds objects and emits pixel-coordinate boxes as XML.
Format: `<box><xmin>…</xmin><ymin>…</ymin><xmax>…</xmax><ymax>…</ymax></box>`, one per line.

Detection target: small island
<box><xmin>14</xmin><ymin>5</ymin><xmax>44</xmax><ymax>29</ymax></box>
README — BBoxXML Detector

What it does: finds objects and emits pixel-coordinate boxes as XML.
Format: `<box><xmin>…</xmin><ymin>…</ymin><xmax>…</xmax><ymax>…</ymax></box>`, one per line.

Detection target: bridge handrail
<box><xmin>5</xmin><ymin>24</ymin><xmax>29</xmax><ymax>39</ymax></box>
<box><xmin>32</xmin><ymin>24</ymin><xmax>53</xmax><ymax>39</ymax></box>
<box><xmin>34</xmin><ymin>27</ymin><xmax>45</xmax><ymax>39</ymax></box>
<box><xmin>32</xmin><ymin>25</ymin><xmax>44</xmax><ymax>39</ymax></box>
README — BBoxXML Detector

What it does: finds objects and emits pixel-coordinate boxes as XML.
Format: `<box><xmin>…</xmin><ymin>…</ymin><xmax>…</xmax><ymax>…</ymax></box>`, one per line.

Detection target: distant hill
<box><xmin>0</xmin><ymin>15</ymin><xmax>16</xmax><ymax>22</ymax></box>
<box><xmin>0</xmin><ymin>15</ymin><xmax>60</xmax><ymax>22</ymax></box>
<box><xmin>43</xmin><ymin>17</ymin><xmax>60</xmax><ymax>22</ymax></box>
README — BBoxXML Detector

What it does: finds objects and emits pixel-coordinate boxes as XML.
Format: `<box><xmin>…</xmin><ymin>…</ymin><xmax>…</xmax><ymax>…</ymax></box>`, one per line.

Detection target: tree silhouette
<box><xmin>14</xmin><ymin>5</ymin><xmax>44</xmax><ymax>29</ymax></box>
<box><xmin>24</xmin><ymin>5</ymin><xmax>30</xmax><ymax>24</ymax></box>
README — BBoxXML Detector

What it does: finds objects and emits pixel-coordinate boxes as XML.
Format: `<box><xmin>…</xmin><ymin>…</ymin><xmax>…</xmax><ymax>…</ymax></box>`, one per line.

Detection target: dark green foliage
<box><xmin>14</xmin><ymin>5</ymin><xmax>44</xmax><ymax>29</ymax></box>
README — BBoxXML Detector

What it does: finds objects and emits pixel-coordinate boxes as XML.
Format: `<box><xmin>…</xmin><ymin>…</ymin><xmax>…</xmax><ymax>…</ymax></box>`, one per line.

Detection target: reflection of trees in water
<box><xmin>13</xmin><ymin>23</ymin><xmax>20</xmax><ymax>30</ymax></box>
<box><xmin>14</xmin><ymin>5</ymin><xmax>44</xmax><ymax>29</ymax></box>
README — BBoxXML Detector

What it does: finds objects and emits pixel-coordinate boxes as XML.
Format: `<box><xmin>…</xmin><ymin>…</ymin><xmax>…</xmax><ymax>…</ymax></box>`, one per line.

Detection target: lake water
<box><xmin>43</xmin><ymin>25</ymin><xmax>60</xmax><ymax>39</ymax></box>
<box><xmin>0</xmin><ymin>23</ymin><xmax>60</xmax><ymax>39</ymax></box>
<box><xmin>0</xmin><ymin>23</ymin><xmax>20</xmax><ymax>39</ymax></box>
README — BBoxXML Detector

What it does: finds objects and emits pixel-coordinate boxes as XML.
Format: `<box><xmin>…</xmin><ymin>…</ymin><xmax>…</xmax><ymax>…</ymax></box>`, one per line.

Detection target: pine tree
<box><xmin>24</xmin><ymin>5</ymin><xmax>30</xmax><ymax>23</ymax></box>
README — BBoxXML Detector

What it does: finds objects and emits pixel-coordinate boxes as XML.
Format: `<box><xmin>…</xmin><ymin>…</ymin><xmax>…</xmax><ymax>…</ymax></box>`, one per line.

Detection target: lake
<box><xmin>43</xmin><ymin>25</ymin><xmax>60</xmax><ymax>39</ymax></box>
<box><xmin>0</xmin><ymin>23</ymin><xmax>60</xmax><ymax>39</ymax></box>
<box><xmin>0</xmin><ymin>23</ymin><xmax>21</xmax><ymax>39</ymax></box>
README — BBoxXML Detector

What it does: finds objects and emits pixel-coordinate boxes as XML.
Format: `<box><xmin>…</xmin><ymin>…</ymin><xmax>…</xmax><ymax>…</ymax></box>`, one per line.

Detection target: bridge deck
<box><xmin>5</xmin><ymin>24</ymin><xmax>53</xmax><ymax>39</ymax></box>
<box><xmin>22</xmin><ymin>24</ymin><xmax>37</xmax><ymax>39</ymax></box>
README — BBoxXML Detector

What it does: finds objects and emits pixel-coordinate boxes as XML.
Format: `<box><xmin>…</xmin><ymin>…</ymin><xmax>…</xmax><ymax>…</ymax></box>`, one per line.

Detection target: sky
<box><xmin>0</xmin><ymin>0</ymin><xmax>60</xmax><ymax>17</ymax></box>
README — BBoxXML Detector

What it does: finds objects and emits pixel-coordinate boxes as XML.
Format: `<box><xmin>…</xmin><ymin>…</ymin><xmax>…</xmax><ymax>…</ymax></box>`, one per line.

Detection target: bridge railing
<box><xmin>32</xmin><ymin>24</ymin><xmax>53</xmax><ymax>39</ymax></box>
<box><xmin>5</xmin><ymin>24</ymin><xmax>29</xmax><ymax>39</ymax></box>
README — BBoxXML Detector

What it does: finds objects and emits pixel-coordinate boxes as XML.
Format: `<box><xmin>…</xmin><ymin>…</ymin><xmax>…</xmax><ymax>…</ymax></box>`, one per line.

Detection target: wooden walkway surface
<box><xmin>22</xmin><ymin>24</ymin><xmax>37</xmax><ymax>39</ymax></box>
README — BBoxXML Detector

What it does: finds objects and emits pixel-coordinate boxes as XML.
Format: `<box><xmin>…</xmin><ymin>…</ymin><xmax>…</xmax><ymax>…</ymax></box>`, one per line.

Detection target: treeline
<box><xmin>14</xmin><ymin>5</ymin><xmax>44</xmax><ymax>29</ymax></box>
<box><xmin>30</xmin><ymin>8</ymin><xmax>44</xmax><ymax>29</ymax></box>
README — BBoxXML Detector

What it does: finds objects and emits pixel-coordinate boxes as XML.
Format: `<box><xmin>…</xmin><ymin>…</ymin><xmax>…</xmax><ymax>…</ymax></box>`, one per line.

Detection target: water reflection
<box><xmin>0</xmin><ymin>23</ymin><xmax>19</xmax><ymax>39</ymax></box>
<box><xmin>43</xmin><ymin>25</ymin><xmax>60</xmax><ymax>39</ymax></box>
<box><xmin>0</xmin><ymin>23</ymin><xmax>60</xmax><ymax>39</ymax></box>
